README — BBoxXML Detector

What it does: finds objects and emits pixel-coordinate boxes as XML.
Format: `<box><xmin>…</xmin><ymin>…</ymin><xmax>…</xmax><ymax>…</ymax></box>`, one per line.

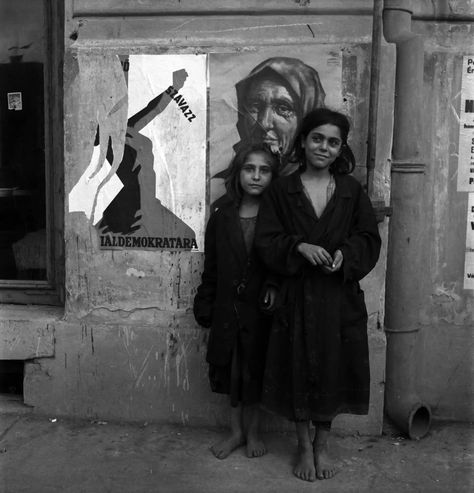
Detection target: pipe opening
<box><xmin>408</xmin><ymin>405</ymin><xmax>431</xmax><ymax>440</ymax></box>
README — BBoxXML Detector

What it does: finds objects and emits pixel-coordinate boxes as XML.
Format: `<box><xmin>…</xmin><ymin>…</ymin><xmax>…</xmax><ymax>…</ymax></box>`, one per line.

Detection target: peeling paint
<box><xmin>433</xmin><ymin>284</ymin><xmax>462</xmax><ymax>302</ymax></box>
<box><xmin>180</xmin><ymin>410</ymin><xmax>189</xmax><ymax>425</ymax></box>
<box><xmin>175</xmin><ymin>341</ymin><xmax>190</xmax><ymax>392</ymax></box>
<box><xmin>35</xmin><ymin>336</ymin><xmax>42</xmax><ymax>356</ymax></box>
<box><xmin>126</xmin><ymin>268</ymin><xmax>146</xmax><ymax>278</ymax></box>
<box><xmin>189</xmin><ymin>22</ymin><xmax>323</xmax><ymax>34</ymax></box>
<box><xmin>90</xmin><ymin>327</ymin><xmax>95</xmax><ymax>355</ymax></box>
<box><xmin>134</xmin><ymin>346</ymin><xmax>153</xmax><ymax>389</ymax></box>
<box><xmin>160</xmin><ymin>327</ymin><xmax>197</xmax><ymax>393</ymax></box>
<box><xmin>167</xmin><ymin>19</ymin><xmax>197</xmax><ymax>33</ymax></box>
<box><xmin>422</xmin><ymin>281</ymin><xmax>473</xmax><ymax>326</ymax></box>
<box><xmin>120</xmin><ymin>327</ymin><xmax>138</xmax><ymax>379</ymax></box>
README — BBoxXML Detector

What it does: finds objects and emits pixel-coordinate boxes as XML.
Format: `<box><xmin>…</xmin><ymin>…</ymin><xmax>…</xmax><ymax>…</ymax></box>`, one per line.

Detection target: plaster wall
<box><xmin>2</xmin><ymin>1</ymin><xmax>391</xmax><ymax>434</ymax></box>
<box><xmin>411</xmin><ymin>21</ymin><xmax>474</xmax><ymax>420</ymax></box>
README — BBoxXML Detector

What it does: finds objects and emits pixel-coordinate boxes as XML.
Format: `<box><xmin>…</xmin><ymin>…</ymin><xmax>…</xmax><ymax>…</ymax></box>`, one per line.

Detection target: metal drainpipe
<box><xmin>382</xmin><ymin>0</ymin><xmax>432</xmax><ymax>439</ymax></box>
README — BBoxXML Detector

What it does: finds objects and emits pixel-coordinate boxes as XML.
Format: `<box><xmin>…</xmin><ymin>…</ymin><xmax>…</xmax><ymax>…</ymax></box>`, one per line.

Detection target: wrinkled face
<box><xmin>302</xmin><ymin>124</ymin><xmax>342</xmax><ymax>171</ymax></box>
<box><xmin>239</xmin><ymin>151</ymin><xmax>274</xmax><ymax>197</ymax></box>
<box><xmin>242</xmin><ymin>77</ymin><xmax>299</xmax><ymax>157</ymax></box>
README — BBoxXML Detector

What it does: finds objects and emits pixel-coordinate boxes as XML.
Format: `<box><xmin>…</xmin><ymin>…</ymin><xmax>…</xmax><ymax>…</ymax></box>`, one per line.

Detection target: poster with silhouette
<box><xmin>209</xmin><ymin>47</ymin><xmax>343</xmax><ymax>203</ymax></box>
<box><xmin>69</xmin><ymin>54</ymin><xmax>207</xmax><ymax>251</ymax></box>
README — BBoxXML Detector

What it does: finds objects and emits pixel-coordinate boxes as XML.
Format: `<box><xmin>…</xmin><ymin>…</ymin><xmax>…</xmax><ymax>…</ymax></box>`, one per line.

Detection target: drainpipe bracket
<box><xmin>383</xmin><ymin>0</ymin><xmax>413</xmax><ymax>14</ymax></box>
<box><xmin>370</xmin><ymin>199</ymin><xmax>393</xmax><ymax>222</ymax></box>
<box><xmin>391</xmin><ymin>160</ymin><xmax>425</xmax><ymax>173</ymax></box>
<box><xmin>384</xmin><ymin>326</ymin><xmax>420</xmax><ymax>333</ymax></box>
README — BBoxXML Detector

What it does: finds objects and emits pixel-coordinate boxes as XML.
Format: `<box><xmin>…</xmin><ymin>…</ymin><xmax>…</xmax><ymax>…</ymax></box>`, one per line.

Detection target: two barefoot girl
<box><xmin>194</xmin><ymin>108</ymin><xmax>381</xmax><ymax>481</ymax></box>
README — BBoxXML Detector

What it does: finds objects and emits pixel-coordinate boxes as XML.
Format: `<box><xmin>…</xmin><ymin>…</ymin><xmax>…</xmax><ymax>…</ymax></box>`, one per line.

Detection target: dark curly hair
<box><xmin>295</xmin><ymin>108</ymin><xmax>356</xmax><ymax>175</ymax></box>
<box><xmin>224</xmin><ymin>143</ymin><xmax>280</xmax><ymax>204</ymax></box>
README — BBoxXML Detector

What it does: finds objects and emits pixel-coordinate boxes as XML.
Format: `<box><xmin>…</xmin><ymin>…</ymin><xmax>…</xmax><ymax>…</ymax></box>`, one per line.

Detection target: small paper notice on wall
<box><xmin>464</xmin><ymin>252</ymin><xmax>474</xmax><ymax>290</ymax></box>
<box><xmin>459</xmin><ymin>56</ymin><xmax>474</xmax><ymax>289</ymax></box>
<box><xmin>7</xmin><ymin>92</ymin><xmax>22</xmax><ymax>111</ymax></box>
<box><xmin>465</xmin><ymin>193</ymin><xmax>474</xmax><ymax>289</ymax></box>
<box><xmin>467</xmin><ymin>193</ymin><xmax>474</xmax><ymax>251</ymax></box>
<box><xmin>457</xmin><ymin>56</ymin><xmax>474</xmax><ymax>192</ymax></box>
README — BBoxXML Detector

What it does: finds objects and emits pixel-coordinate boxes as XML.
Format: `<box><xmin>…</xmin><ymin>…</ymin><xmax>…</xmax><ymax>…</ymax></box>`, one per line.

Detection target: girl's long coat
<box><xmin>193</xmin><ymin>195</ymin><xmax>271</xmax><ymax>375</ymax></box>
<box><xmin>255</xmin><ymin>172</ymin><xmax>381</xmax><ymax>422</ymax></box>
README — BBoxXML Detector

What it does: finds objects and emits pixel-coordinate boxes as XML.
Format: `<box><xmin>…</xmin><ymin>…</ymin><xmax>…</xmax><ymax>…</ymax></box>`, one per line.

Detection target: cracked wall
<box><xmin>15</xmin><ymin>1</ymin><xmax>391</xmax><ymax>433</ymax></box>
<box><xmin>413</xmin><ymin>21</ymin><xmax>474</xmax><ymax>420</ymax></box>
<box><xmin>1</xmin><ymin>0</ymin><xmax>471</xmax><ymax>433</ymax></box>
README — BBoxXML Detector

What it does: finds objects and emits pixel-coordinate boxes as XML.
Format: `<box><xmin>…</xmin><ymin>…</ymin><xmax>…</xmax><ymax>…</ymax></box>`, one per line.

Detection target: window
<box><xmin>0</xmin><ymin>0</ymin><xmax>63</xmax><ymax>304</ymax></box>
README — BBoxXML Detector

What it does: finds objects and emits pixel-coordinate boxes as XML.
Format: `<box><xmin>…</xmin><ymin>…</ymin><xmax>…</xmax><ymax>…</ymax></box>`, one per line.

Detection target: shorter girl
<box><xmin>193</xmin><ymin>144</ymin><xmax>279</xmax><ymax>460</ymax></box>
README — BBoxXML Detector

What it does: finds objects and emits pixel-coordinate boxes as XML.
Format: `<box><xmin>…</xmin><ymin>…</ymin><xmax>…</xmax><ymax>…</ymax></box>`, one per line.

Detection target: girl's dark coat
<box><xmin>255</xmin><ymin>172</ymin><xmax>381</xmax><ymax>422</ymax></box>
<box><xmin>193</xmin><ymin>195</ymin><xmax>271</xmax><ymax>376</ymax></box>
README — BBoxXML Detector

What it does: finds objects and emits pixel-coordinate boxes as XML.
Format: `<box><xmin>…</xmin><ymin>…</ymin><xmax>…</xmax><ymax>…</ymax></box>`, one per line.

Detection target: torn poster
<box><xmin>456</xmin><ymin>56</ymin><xmax>474</xmax><ymax>288</ymax></box>
<box><xmin>69</xmin><ymin>54</ymin><xmax>207</xmax><ymax>251</ymax></box>
<box><xmin>209</xmin><ymin>46</ymin><xmax>343</xmax><ymax>203</ymax></box>
<box><xmin>68</xmin><ymin>133</ymin><xmax>124</xmax><ymax>226</ymax></box>
<box><xmin>465</xmin><ymin>193</ymin><xmax>474</xmax><ymax>289</ymax></box>
<box><xmin>457</xmin><ymin>55</ymin><xmax>474</xmax><ymax>193</ymax></box>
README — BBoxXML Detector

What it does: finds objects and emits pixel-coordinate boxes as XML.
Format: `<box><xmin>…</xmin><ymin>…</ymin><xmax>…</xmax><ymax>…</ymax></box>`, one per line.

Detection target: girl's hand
<box><xmin>321</xmin><ymin>249</ymin><xmax>343</xmax><ymax>274</ymax></box>
<box><xmin>262</xmin><ymin>287</ymin><xmax>277</xmax><ymax>311</ymax></box>
<box><xmin>297</xmin><ymin>242</ymin><xmax>333</xmax><ymax>267</ymax></box>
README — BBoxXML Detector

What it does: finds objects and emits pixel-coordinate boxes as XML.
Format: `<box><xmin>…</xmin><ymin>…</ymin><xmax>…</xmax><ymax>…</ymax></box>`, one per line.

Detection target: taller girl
<box><xmin>255</xmin><ymin>109</ymin><xmax>381</xmax><ymax>482</ymax></box>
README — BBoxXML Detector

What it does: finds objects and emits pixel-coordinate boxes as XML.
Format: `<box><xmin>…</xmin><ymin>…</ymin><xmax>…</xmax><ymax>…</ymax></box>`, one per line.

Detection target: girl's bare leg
<box><xmin>293</xmin><ymin>421</ymin><xmax>316</xmax><ymax>482</ymax></box>
<box><xmin>210</xmin><ymin>405</ymin><xmax>245</xmax><ymax>459</ymax></box>
<box><xmin>244</xmin><ymin>404</ymin><xmax>266</xmax><ymax>458</ymax></box>
<box><xmin>313</xmin><ymin>425</ymin><xmax>337</xmax><ymax>479</ymax></box>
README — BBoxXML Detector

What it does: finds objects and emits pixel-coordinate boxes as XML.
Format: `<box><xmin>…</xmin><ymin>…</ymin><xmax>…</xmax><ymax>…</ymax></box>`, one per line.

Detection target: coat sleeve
<box><xmin>255</xmin><ymin>184</ymin><xmax>306</xmax><ymax>277</ymax></box>
<box><xmin>193</xmin><ymin>211</ymin><xmax>218</xmax><ymax>328</ymax></box>
<box><xmin>263</xmin><ymin>272</ymin><xmax>280</xmax><ymax>290</ymax></box>
<box><xmin>339</xmin><ymin>184</ymin><xmax>381</xmax><ymax>283</ymax></box>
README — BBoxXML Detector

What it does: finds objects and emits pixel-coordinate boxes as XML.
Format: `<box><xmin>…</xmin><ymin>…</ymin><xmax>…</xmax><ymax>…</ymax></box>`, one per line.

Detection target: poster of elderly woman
<box><xmin>209</xmin><ymin>47</ymin><xmax>342</xmax><ymax>202</ymax></box>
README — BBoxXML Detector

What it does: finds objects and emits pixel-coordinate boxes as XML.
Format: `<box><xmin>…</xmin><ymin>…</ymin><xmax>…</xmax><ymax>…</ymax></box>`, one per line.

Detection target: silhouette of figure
<box><xmin>98</xmin><ymin>69</ymin><xmax>195</xmax><ymax>243</ymax></box>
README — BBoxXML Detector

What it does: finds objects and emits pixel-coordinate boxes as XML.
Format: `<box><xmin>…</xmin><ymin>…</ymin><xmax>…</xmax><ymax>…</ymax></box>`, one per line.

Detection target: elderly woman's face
<box><xmin>242</xmin><ymin>77</ymin><xmax>299</xmax><ymax>156</ymax></box>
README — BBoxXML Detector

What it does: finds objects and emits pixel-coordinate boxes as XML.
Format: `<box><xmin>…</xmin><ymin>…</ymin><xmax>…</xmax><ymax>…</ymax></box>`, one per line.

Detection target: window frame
<box><xmin>0</xmin><ymin>0</ymin><xmax>64</xmax><ymax>305</ymax></box>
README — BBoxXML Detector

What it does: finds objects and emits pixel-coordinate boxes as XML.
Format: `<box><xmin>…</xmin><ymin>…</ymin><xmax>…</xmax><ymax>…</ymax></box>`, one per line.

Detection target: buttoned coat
<box><xmin>193</xmin><ymin>195</ymin><xmax>271</xmax><ymax>376</ymax></box>
<box><xmin>255</xmin><ymin>172</ymin><xmax>381</xmax><ymax>422</ymax></box>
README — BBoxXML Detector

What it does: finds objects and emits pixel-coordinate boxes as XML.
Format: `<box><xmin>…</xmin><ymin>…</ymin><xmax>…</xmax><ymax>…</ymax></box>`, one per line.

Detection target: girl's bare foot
<box><xmin>210</xmin><ymin>432</ymin><xmax>245</xmax><ymax>460</ymax></box>
<box><xmin>313</xmin><ymin>429</ymin><xmax>337</xmax><ymax>479</ymax></box>
<box><xmin>293</xmin><ymin>421</ymin><xmax>316</xmax><ymax>481</ymax></box>
<box><xmin>314</xmin><ymin>445</ymin><xmax>337</xmax><ymax>479</ymax></box>
<box><xmin>293</xmin><ymin>444</ymin><xmax>316</xmax><ymax>482</ymax></box>
<box><xmin>246</xmin><ymin>433</ymin><xmax>266</xmax><ymax>458</ymax></box>
<box><xmin>243</xmin><ymin>405</ymin><xmax>266</xmax><ymax>458</ymax></box>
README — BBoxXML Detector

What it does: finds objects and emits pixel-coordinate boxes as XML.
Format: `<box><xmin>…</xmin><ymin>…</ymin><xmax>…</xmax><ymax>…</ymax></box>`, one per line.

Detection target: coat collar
<box><xmin>284</xmin><ymin>171</ymin><xmax>353</xmax><ymax>225</ymax></box>
<box><xmin>286</xmin><ymin>170</ymin><xmax>352</xmax><ymax>199</ymax></box>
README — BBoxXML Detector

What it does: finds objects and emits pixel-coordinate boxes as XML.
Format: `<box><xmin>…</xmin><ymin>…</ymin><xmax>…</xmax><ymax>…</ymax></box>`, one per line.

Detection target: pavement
<box><xmin>0</xmin><ymin>395</ymin><xmax>473</xmax><ymax>493</ymax></box>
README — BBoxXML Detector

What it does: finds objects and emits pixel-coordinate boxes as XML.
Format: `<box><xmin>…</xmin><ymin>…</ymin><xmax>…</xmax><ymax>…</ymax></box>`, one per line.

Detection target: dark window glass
<box><xmin>0</xmin><ymin>1</ymin><xmax>47</xmax><ymax>281</ymax></box>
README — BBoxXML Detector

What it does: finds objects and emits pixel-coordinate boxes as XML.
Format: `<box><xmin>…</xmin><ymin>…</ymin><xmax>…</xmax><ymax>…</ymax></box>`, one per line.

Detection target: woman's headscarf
<box><xmin>236</xmin><ymin>56</ymin><xmax>326</xmax><ymax>135</ymax></box>
<box><xmin>234</xmin><ymin>57</ymin><xmax>326</xmax><ymax>173</ymax></box>
<box><xmin>215</xmin><ymin>57</ymin><xmax>326</xmax><ymax>178</ymax></box>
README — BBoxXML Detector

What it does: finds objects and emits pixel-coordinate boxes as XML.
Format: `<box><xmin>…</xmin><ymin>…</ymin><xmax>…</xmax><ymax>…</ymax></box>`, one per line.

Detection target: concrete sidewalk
<box><xmin>0</xmin><ymin>397</ymin><xmax>472</xmax><ymax>493</ymax></box>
